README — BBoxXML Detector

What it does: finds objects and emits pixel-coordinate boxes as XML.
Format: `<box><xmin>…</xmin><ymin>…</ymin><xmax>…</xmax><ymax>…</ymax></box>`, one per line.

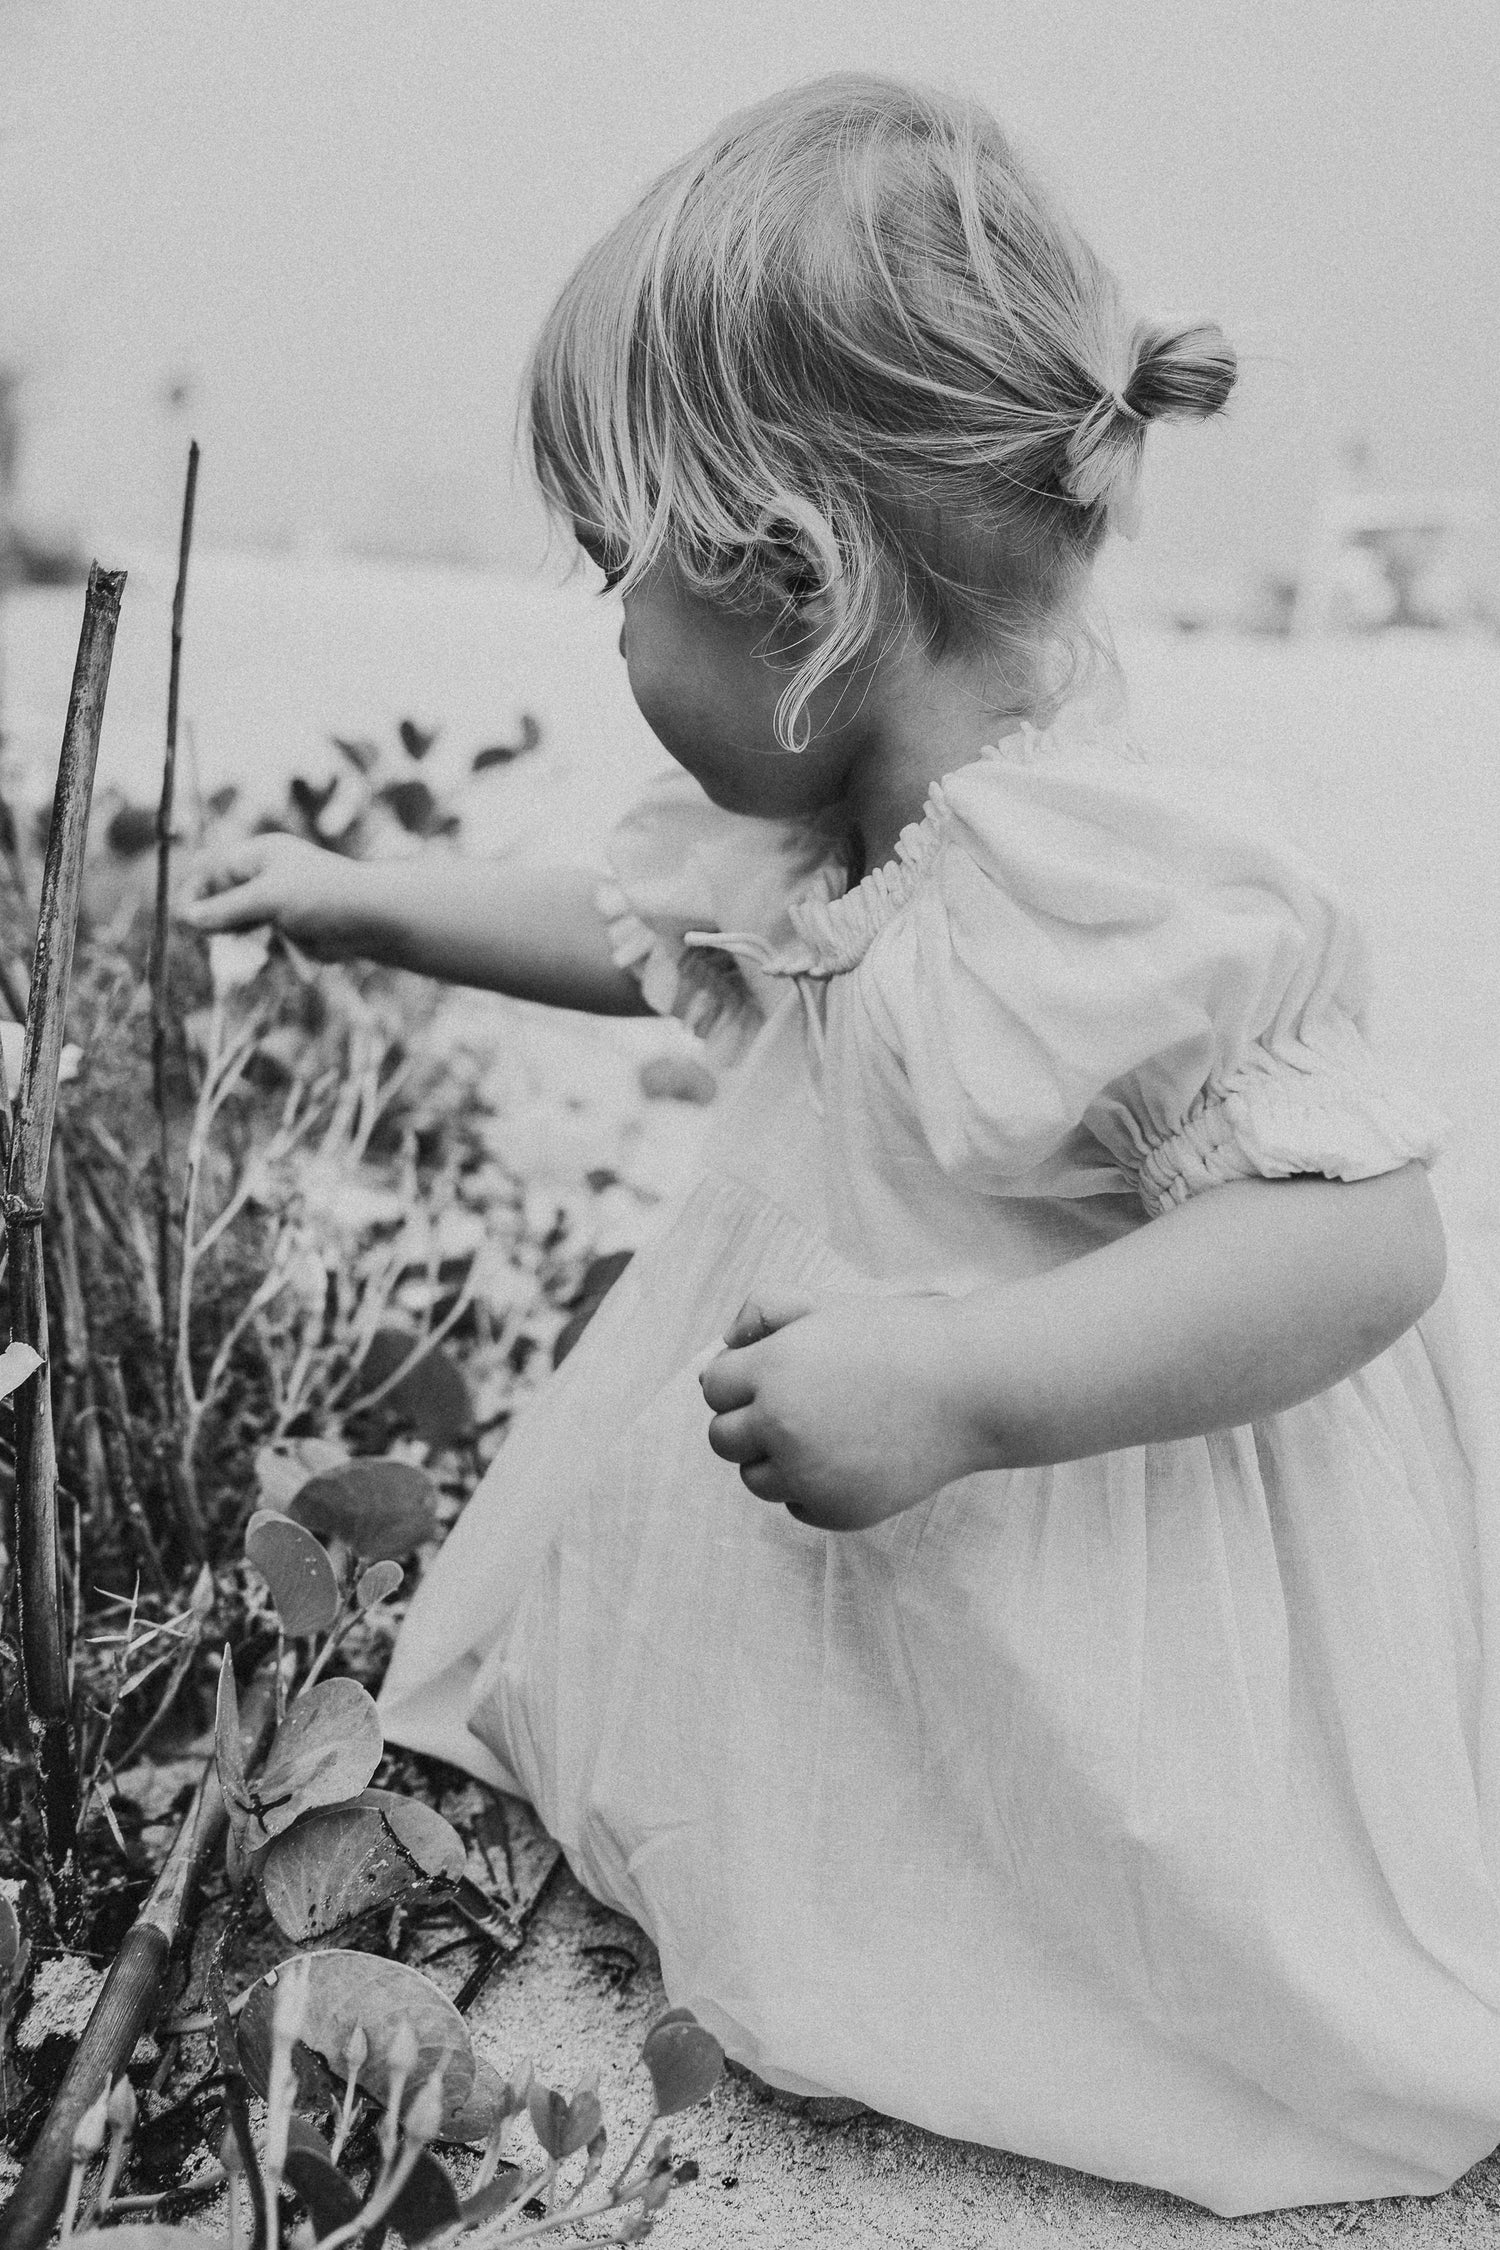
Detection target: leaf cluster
<box><xmin>0</xmin><ymin>695</ymin><xmax>680</xmax><ymax>2241</ymax></box>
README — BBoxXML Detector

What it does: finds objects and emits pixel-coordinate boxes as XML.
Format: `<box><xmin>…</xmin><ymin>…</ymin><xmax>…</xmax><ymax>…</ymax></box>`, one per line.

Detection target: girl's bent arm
<box><xmin>954</xmin><ymin>1163</ymin><xmax>1448</xmax><ymax>1470</ymax></box>
<box><xmin>701</xmin><ymin>1164</ymin><xmax>1447</xmax><ymax>1531</ymax></box>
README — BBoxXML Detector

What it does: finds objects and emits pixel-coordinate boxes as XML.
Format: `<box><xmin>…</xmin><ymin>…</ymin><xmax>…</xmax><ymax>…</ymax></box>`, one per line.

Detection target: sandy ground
<box><xmin>475</xmin><ymin>1866</ymin><xmax>1500</xmax><ymax>2250</ymax></box>
<box><xmin>5</xmin><ymin>561</ymin><xmax>1500</xmax><ymax>2242</ymax></box>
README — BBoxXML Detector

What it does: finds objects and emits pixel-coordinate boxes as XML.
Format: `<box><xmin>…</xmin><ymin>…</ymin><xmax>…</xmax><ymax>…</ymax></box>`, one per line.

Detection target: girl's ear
<box><xmin>572</xmin><ymin>518</ymin><xmax>628</xmax><ymax>589</ymax></box>
<box><xmin>759</xmin><ymin>499</ymin><xmax>840</xmax><ymax>618</ymax></box>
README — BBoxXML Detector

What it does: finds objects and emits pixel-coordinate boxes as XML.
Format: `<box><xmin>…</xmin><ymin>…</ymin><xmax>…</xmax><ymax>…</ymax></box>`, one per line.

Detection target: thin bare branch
<box><xmin>151</xmin><ymin>439</ymin><xmax>199</xmax><ymax>1414</ymax></box>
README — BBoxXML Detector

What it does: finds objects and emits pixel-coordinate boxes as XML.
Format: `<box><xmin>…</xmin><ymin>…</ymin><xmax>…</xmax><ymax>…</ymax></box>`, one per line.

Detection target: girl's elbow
<box><xmin>1410</xmin><ymin>1176</ymin><xmax>1448</xmax><ymax>1322</ymax></box>
<box><xmin>1384</xmin><ymin>1163</ymin><xmax>1448</xmax><ymax>1336</ymax></box>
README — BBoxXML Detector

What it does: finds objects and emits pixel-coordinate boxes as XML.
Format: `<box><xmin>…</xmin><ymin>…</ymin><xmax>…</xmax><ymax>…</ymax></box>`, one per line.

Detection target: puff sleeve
<box><xmin>854</xmin><ymin>753</ymin><xmax>1445</xmax><ymax>1217</ymax></box>
<box><xmin>597</xmin><ymin>766</ymin><xmax>845</xmax><ymax>1064</ymax></box>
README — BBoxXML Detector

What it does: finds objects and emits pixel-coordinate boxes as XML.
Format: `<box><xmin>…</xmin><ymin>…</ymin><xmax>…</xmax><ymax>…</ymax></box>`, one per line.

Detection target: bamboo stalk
<box><xmin>0</xmin><ymin>1667</ymin><xmax>277</xmax><ymax>2250</ymax></box>
<box><xmin>49</xmin><ymin>1137</ymin><xmax>114</xmax><ymax>1546</ymax></box>
<box><xmin>7</xmin><ymin>562</ymin><xmax>124</xmax><ymax>1871</ymax></box>
<box><xmin>152</xmin><ymin>440</ymin><xmax>199</xmax><ymax>1425</ymax></box>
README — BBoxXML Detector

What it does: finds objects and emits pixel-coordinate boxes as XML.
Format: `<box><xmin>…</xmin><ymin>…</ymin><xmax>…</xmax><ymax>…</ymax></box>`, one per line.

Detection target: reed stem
<box><xmin>152</xmin><ymin>440</ymin><xmax>199</xmax><ymax>1431</ymax></box>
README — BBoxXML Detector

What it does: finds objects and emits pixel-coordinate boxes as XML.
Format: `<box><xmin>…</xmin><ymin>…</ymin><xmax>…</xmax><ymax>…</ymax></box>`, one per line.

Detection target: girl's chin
<box><xmin>699</xmin><ymin>777</ymin><xmax>771</xmax><ymax>815</ymax></box>
<box><xmin>683</xmin><ymin>760</ymin><xmax>841</xmax><ymax>821</ymax></box>
<box><xmin>668</xmin><ymin>761</ymin><xmax>777</xmax><ymax>817</ymax></box>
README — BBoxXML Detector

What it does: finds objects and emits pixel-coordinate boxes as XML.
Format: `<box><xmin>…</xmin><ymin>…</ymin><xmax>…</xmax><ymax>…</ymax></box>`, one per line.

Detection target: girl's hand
<box><xmin>181</xmin><ymin>834</ymin><xmax>373</xmax><ymax>960</ymax></box>
<box><xmin>699</xmin><ymin>1291</ymin><xmax>983</xmax><ymax>1531</ymax></box>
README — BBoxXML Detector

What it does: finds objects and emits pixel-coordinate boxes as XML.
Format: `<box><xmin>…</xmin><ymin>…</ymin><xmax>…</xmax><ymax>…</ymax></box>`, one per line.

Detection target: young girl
<box><xmin>187</xmin><ymin>76</ymin><xmax>1500</xmax><ymax>2218</ymax></box>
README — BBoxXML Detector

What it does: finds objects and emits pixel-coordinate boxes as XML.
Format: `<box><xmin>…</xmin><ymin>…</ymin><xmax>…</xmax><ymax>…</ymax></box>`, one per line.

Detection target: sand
<box><xmin>471</xmin><ymin>1865</ymin><xmax>1500</xmax><ymax>2249</ymax></box>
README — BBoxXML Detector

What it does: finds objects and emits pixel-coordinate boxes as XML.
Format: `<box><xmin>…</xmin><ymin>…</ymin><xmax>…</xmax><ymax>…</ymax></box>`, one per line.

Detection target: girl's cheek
<box><xmin>626</xmin><ymin>657</ymin><xmax>701</xmax><ymax>766</ymax></box>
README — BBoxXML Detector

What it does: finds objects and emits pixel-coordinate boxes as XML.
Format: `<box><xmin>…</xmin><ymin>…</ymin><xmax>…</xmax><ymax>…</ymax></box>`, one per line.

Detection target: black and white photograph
<box><xmin>1</xmin><ymin>5</ymin><xmax>1497</xmax><ymax>2245</ymax></box>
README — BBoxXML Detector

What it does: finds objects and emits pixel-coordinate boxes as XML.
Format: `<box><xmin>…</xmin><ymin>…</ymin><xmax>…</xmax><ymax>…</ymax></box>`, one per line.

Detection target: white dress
<box><xmin>380</xmin><ymin>721</ymin><xmax>1500</xmax><ymax>2216</ymax></box>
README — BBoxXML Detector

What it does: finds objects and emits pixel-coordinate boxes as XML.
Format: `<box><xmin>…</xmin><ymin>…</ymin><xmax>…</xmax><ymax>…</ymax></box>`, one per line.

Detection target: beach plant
<box><xmin>0</xmin><ymin>463</ymin><xmax>690</xmax><ymax>2247</ymax></box>
<box><xmin>57</xmin><ymin>1993</ymin><xmax>716</xmax><ymax>2246</ymax></box>
<box><xmin>30</xmin><ymin>1469</ymin><xmax>724</xmax><ymax>2246</ymax></box>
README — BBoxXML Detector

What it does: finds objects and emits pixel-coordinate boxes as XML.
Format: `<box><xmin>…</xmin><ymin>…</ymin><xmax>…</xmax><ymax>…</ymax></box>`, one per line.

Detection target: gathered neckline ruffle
<box><xmin>686</xmin><ymin>720</ymin><xmax>1118</xmax><ymax>981</ymax></box>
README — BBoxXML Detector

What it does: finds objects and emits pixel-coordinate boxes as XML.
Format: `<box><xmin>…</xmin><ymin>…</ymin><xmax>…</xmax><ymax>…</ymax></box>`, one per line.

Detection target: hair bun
<box><xmin>1122</xmin><ymin>319</ymin><xmax>1237</xmax><ymax>423</ymax></box>
<box><xmin>1061</xmin><ymin>317</ymin><xmax>1237</xmax><ymax>520</ymax></box>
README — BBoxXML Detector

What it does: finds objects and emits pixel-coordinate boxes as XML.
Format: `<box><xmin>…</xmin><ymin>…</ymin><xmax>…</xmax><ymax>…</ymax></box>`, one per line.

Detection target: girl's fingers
<box><xmin>723</xmin><ymin>1292</ymin><xmax>817</xmax><ymax>1348</ymax></box>
<box><xmin>179</xmin><ymin>879</ymin><xmax>271</xmax><ymax>933</ymax></box>
<box><xmin>699</xmin><ymin>1351</ymin><xmax>757</xmax><ymax>1412</ymax></box>
<box><xmin>739</xmin><ymin>1458</ymin><xmax>789</xmax><ymax>1503</ymax></box>
<box><xmin>706</xmin><ymin>1407</ymin><xmax>764</xmax><ymax>1465</ymax></box>
<box><xmin>187</xmin><ymin>841</ymin><xmax>268</xmax><ymax>898</ymax></box>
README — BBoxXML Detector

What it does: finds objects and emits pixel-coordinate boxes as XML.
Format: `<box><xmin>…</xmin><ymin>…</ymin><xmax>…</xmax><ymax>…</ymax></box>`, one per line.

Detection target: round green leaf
<box><xmin>238</xmin><ymin>1951</ymin><xmax>475</xmax><ymax>2121</ymax></box>
<box><xmin>640</xmin><ymin>2013</ymin><xmax>724</xmax><ymax>2115</ymax></box>
<box><xmin>0</xmin><ymin>1890</ymin><xmax>25</xmax><ymax>1980</ymax></box>
<box><xmin>283</xmin><ymin>2117</ymin><xmax>362</xmax><ymax>2243</ymax></box>
<box><xmin>357</xmin><ymin>1329</ymin><xmax>474</xmax><ymax>1445</ymax></box>
<box><xmin>289</xmin><ymin>1460</ymin><xmax>439</xmax><ymax>1559</ymax></box>
<box><xmin>261</xmin><ymin>1791</ymin><xmax>463</xmax><ymax>1941</ymax></box>
<box><xmin>260</xmin><ymin>1806</ymin><xmax>409</xmax><ymax>1941</ymax></box>
<box><xmin>0</xmin><ymin>1340</ymin><xmax>42</xmax><ymax>1403</ymax></box>
<box><xmin>245</xmin><ymin>1678</ymin><xmax>383</xmax><ymax>1843</ymax></box>
<box><xmin>356</xmin><ymin>1560</ymin><xmax>404</xmax><ymax>1610</ymax></box>
<box><xmin>437</xmin><ymin>2053</ymin><xmax>513</xmax><ymax>2147</ymax></box>
<box><xmin>246</xmin><ymin>1511</ymin><xmax>341</xmax><ymax>1638</ymax></box>
<box><xmin>257</xmin><ymin>1438</ymin><xmax>349</xmax><ymax>1513</ymax></box>
<box><xmin>528</xmin><ymin>2078</ymin><xmax>603</xmax><ymax>2161</ymax></box>
<box><xmin>358</xmin><ymin>1789</ymin><xmax>466</xmax><ymax>1878</ymax></box>
<box><xmin>385</xmin><ymin>2148</ymin><xmax>463</xmax><ymax>2244</ymax></box>
<box><xmin>457</xmin><ymin>2164</ymin><xmax>525</xmax><ymax>2224</ymax></box>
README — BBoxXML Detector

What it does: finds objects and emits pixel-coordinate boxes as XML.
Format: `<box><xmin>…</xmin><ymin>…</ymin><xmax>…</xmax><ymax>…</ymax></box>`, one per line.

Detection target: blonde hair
<box><xmin>526</xmin><ymin>73</ymin><xmax>1236</xmax><ymax>749</ymax></box>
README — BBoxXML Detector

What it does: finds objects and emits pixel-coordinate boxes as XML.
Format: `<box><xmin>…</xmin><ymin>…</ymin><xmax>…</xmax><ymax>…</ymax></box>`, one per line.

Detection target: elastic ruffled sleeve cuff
<box><xmin>1132</xmin><ymin>1034</ymin><xmax>1447</xmax><ymax>1218</ymax></box>
<box><xmin>596</xmin><ymin>877</ymin><xmax>762</xmax><ymax>1067</ymax></box>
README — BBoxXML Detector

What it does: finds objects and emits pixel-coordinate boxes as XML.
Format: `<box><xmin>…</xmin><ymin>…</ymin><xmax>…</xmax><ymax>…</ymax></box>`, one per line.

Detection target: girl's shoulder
<box><xmin>787</xmin><ymin>713</ymin><xmax>1341</xmax><ymax>983</ymax></box>
<box><xmin>830</xmin><ymin>719</ymin><xmax>1443</xmax><ymax>1212</ymax></box>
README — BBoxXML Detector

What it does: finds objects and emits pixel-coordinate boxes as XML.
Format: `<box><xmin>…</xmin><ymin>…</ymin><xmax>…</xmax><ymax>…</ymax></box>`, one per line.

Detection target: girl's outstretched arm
<box><xmin>184</xmin><ymin>836</ymin><xmax>654</xmax><ymax>1015</ymax></box>
<box><xmin>701</xmin><ymin>1164</ymin><xmax>1447</xmax><ymax>1529</ymax></box>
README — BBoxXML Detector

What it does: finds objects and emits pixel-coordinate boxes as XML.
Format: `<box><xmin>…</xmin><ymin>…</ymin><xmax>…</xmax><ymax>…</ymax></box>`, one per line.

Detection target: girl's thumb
<box><xmin>723</xmin><ymin>1293</ymin><xmax>817</xmax><ymax>1349</ymax></box>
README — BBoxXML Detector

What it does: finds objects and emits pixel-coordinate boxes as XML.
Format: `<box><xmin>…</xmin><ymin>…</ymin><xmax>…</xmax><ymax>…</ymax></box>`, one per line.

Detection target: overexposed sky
<box><xmin>3</xmin><ymin>0</ymin><xmax>1496</xmax><ymax>584</ymax></box>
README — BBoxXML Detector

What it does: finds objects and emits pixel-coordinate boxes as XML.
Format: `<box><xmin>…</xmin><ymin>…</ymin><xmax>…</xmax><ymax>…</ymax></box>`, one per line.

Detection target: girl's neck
<box><xmin>839</xmin><ymin>642</ymin><xmax>1034</xmax><ymax>875</ymax></box>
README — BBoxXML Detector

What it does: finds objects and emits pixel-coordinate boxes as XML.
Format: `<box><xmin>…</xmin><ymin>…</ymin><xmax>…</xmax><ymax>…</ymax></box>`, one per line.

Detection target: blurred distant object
<box><xmin>0</xmin><ymin>370</ymin><xmax>85</xmax><ymax>592</ymax></box>
<box><xmin>99</xmin><ymin>706</ymin><xmax>546</xmax><ymax>877</ymax></box>
<box><xmin>1290</xmin><ymin>439</ymin><xmax>1495</xmax><ymax>636</ymax></box>
<box><xmin>279</xmin><ymin>709</ymin><xmax>546</xmax><ymax>853</ymax></box>
<box><xmin>1141</xmin><ymin>441</ymin><xmax>1496</xmax><ymax>642</ymax></box>
<box><xmin>1150</xmin><ymin>567</ymin><xmax>1299</xmax><ymax>639</ymax></box>
<box><xmin>0</xmin><ymin>523</ymin><xmax>87</xmax><ymax>591</ymax></box>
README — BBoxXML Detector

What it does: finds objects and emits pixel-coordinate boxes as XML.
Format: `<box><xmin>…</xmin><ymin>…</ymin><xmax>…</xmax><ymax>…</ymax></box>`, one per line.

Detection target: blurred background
<box><xmin>3</xmin><ymin>0</ymin><xmax>1498</xmax><ymax>613</ymax></box>
<box><xmin>1</xmin><ymin>0</ymin><xmax>1498</xmax><ymax>1238</ymax></box>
